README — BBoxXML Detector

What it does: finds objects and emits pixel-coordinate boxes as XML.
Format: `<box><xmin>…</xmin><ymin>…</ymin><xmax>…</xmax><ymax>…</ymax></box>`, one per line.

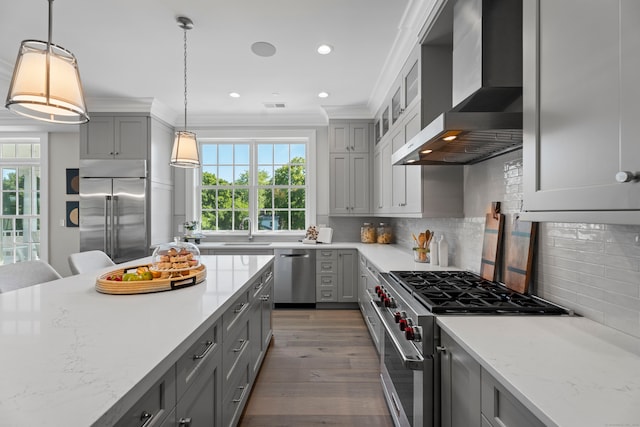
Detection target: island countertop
<box><xmin>0</xmin><ymin>255</ymin><xmax>273</xmax><ymax>427</ymax></box>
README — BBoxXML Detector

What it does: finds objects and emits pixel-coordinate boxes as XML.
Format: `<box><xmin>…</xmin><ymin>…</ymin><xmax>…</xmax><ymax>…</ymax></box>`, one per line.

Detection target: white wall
<box><xmin>48</xmin><ymin>132</ymin><xmax>80</xmax><ymax>277</ymax></box>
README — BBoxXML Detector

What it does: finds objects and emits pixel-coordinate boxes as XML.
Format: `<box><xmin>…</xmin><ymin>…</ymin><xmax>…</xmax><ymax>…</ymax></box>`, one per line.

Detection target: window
<box><xmin>0</xmin><ymin>136</ymin><xmax>48</xmax><ymax>265</ymax></box>
<box><xmin>198</xmin><ymin>137</ymin><xmax>312</xmax><ymax>233</ymax></box>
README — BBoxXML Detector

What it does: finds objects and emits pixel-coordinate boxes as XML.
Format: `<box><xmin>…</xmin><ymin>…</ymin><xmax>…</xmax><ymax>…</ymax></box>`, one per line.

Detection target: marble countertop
<box><xmin>437</xmin><ymin>316</ymin><xmax>640</xmax><ymax>427</ymax></box>
<box><xmin>0</xmin><ymin>255</ymin><xmax>273</xmax><ymax>427</ymax></box>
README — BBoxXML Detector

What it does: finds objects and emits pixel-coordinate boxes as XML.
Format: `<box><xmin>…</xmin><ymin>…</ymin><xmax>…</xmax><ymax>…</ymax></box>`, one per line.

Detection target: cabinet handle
<box><xmin>109</xmin><ymin>152</ymin><xmax>114</xmax><ymax>155</ymax></box>
<box><xmin>139</xmin><ymin>411</ymin><xmax>154</xmax><ymax>427</ymax></box>
<box><xmin>192</xmin><ymin>340</ymin><xmax>214</xmax><ymax>360</ymax></box>
<box><xmin>232</xmin><ymin>385</ymin><xmax>248</xmax><ymax>403</ymax></box>
<box><xmin>234</xmin><ymin>302</ymin><xmax>248</xmax><ymax>313</ymax></box>
<box><xmin>254</xmin><ymin>281</ymin><xmax>263</xmax><ymax>290</ymax></box>
<box><xmin>178</xmin><ymin>418</ymin><xmax>192</xmax><ymax>427</ymax></box>
<box><xmin>616</xmin><ymin>171</ymin><xmax>638</xmax><ymax>183</ymax></box>
<box><xmin>260</xmin><ymin>294</ymin><xmax>270</xmax><ymax>301</ymax></box>
<box><xmin>233</xmin><ymin>339</ymin><xmax>247</xmax><ymax>353</ymax></box>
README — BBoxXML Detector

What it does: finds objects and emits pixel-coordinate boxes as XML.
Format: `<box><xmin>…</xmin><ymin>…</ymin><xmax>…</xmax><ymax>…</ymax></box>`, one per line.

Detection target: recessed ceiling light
<box><xmin>229</xmin><ymin>92</ymin><xmax>240</xmax><ymax>98</ymax></box>
<box><xmin>251</xmin><ymin>41</ymin><xmax>277</xmax><ymax>57</ymax></box>
<box><xmin>420</xmin><ymin>149</ymin><xmax>433</xmax><ymax>154</ymax></box>
<box><xmin>443</xmin><ymin>135</ymin><xmax>457</xmax><ymax>141</ymax></box>
<box><xmin>317</xmin><ymin>44</ymin><xmax>333</xmax><ymax>55</ymax></box>
<box><xmin>318</xmin><ymin>92</ymin><xmax>329</xmax><ymax>98</ymax></box>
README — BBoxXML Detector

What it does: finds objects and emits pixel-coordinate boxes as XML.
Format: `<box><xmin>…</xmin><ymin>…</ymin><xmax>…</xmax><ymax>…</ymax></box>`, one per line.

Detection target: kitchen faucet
<box><xmin>242</xmin><ymin>217</ymin><xmax>253</xmax><ymax>241</ymax></box>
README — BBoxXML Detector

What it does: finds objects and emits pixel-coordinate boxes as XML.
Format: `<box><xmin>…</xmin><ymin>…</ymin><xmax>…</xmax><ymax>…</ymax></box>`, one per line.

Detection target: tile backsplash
<box><xmin>333</xmin><ymin>149</ymin><xmax>640</xmax><ymax>339</ymax></box>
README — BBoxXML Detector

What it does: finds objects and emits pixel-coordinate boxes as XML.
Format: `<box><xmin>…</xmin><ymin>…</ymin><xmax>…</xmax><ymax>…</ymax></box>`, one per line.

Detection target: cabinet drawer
<box><xmin>222</xmin><ymin>360</ymin><xmax>250</xmax><ymax>427</ymax></box>
<box><xmin>223</xmin><ymin>290</ymin><xmax>250</xmax><ymax>340</ymax></box>
<box><xmin>317</xmin><ymin>273</ymin><xmax>337</xmax><ymax>288</ymax></box>
<box><xmin>114</xmin><ymin>365</ymin><xmax>176</xmax><ymax>427</ymax></box>
<box><xmin>223</xmin><ymin>317</ymin><xmax>250</xmax><ymax>386</ymax></box>
<box><xmin>249</xmin><ymin>275</ymin><xmax>265</xmax><ymax>301</ymax></box>
<box><xmin>481</xmin><ymin>369</ymin><xmax>545</xmax><ymax>427</ymax></box>
<box><xmin>316</xmin><ymin>249</ymin><xmax>337</xmax><ymax>260</ymax></box>
<box><xmin>317</xmin><ymin>260</ymin><xmax>337</xmax><ymax>274</ymax></box>
<box><xmin>316</xmin><ymin>286</ymin><xmax>337</xmax><ymax>302</ymax></box>
<box><xmin>176</xmin><ymin>320</ymin><xmax>220</xmax><ymax>398</ymax></box>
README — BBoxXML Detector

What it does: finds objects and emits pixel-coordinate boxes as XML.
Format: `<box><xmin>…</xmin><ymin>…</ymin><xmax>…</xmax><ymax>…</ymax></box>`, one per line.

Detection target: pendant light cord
<box><xmin>183</xmin><ymin>24</ymin><xmax>188</xmax><ymax>130</ymax></box>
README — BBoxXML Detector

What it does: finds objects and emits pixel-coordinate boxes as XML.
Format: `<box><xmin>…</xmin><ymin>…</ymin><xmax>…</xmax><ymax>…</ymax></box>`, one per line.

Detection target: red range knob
<box><xmin>399</xmin><ymin>318</ymin><xmax>407</xmax><ymax>331</ymax></box>
<box><xmin>405</xmin><ymin>326</ymin><xmax>415</xmax><ymax>340</ymax></box>
<box><xmin>375</xmin><ymin>285</ymin><xmax>381</xmax><ymax>293</ymax></box>
<box><xmin>394</xmin><ymin>312</ymin><xmax>402</xmax><ymax>323</ymax></box>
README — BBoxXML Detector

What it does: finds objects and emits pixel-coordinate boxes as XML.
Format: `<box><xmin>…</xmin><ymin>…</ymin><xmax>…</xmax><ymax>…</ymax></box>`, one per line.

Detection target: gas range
<box><xmin>387</xmin><ymin>270</ymin><xmax>568</xmax><ymax>315</ymax></box>
<box><xmin>372</xmin><ymin>269</ymin><xmax>569</xmax><ymax>427</ymax></box>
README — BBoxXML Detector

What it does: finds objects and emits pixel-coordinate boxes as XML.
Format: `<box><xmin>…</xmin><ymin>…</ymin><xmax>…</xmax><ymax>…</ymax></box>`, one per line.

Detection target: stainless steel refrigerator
<box><xmin>79</xmin><ymin>159</ymin><xmax>149</xmax><ymax>263</ymax></box>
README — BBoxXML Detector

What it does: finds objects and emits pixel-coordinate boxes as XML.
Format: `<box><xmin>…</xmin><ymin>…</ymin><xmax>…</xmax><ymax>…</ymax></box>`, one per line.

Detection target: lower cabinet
<box><xmin>358</xmin><ymin>253</ymin><xmax>382</xmax><ymax>354</ymax></box>
<box><xmin>315</xmin><ymin>249</ymin><xmax>358</xmax><ymax>303</ymax></box>
<box><xmin>440</xmin><ymin>330</ymin><xmax>545</xmax><ymax>427</ymax></box>
<box><xmin>114</xmin><ymin>262</ymin><xmax>274</xmax><ymax>427</ymax></box>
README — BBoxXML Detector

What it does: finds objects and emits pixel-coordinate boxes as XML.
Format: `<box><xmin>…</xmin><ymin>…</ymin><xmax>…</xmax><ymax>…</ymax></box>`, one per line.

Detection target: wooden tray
<box><xmin>96</xmin><ymin>264</ymin><xmax>206</xmax><ymax>295</ymax></box>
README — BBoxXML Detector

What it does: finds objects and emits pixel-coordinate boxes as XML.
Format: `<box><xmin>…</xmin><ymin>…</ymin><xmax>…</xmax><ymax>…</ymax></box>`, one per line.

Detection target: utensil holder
<box><xmin>413</xmin><ymin>247</ymin><xmax>429</xmax><ymax>263</ymax></box>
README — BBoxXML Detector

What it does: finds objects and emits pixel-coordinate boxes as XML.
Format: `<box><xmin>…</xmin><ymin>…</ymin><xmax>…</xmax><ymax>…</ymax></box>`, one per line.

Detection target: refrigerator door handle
<box><xmin>112</xmin><ymin>195</ymin><xmax>119</xmax><ymax>260</ymax></box>
<box><xmin>104</xmin><ymin>195</ymin><xmax>111</xmax><ymax>255</ymax></box>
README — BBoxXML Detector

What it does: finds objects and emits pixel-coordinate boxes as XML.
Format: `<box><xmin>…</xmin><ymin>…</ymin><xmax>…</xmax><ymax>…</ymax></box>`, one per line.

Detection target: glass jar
<box><xmin>377</xmin><ymin>223</ymin><xmax>392</xmax><ymax>244</ymax></box>
<box><xmin>360</xmin><ymin>223</ymin><xmax>376</xmax><ymax>243</ymax></box>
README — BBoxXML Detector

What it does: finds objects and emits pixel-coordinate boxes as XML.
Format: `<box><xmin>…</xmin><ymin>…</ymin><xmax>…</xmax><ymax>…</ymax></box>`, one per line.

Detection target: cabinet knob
<box><xmin>436</xmin><ymin>345</ymin><xmax>447</xmax><ymax>354</ymax></box>
<box><xmin>616</xmin><ymin>171</ymin><xmax>637</xmax><ymax>183</ymax></box>
<box><xmin>179</xmin><ymin>417</ymin><xmax>192</xmax><ymax>427</ymax></box>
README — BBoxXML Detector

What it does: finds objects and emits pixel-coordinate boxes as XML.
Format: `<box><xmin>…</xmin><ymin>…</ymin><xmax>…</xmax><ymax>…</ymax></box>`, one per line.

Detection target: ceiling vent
<box><xmin>263</xmin><ymin>102</ymin><xmax>286</xmax><ymax>109</ymax></box>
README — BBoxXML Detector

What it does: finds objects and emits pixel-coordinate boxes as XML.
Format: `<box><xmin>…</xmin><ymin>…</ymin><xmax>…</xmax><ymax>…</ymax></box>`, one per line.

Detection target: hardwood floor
<box><xmin>238</xmin><ymin>309</ymin><xmax>394</xmax><ymax>427</ymax></box>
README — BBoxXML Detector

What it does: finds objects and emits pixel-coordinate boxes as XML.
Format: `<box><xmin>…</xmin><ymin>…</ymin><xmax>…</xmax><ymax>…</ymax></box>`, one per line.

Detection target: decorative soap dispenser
<box><xmin>429</xmin><ymin>234</ymin><xmax>439</xmax><ymax>266</ymax></box>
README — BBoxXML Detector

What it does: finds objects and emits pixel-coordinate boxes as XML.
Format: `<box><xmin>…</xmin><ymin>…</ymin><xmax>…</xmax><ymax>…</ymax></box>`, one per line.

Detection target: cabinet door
<box><xmin>373</xmin><ymin>147</ymin><xmax>383</xmax><ymax>212</ymax></box>
<box><xmin>391</xmin><ymin>126</ymin><xmax>407</xmax><ymax>210</ymax></box>
<box><xmin>337</xmin><ymin>250</ymin><xmax>358</xmax><ymax>302</ymax></box>
<box><xmin>81</xmin><ymin>116</ymin><xmax>115</xmax><ymax>159</ymax></box>
<box><xmin>523</xmin><ymin>0</ymin><xmax>640</xmax><ymax>213</ymax></box>
<box><xmin>329</xmin><ymin>153</ymin><xmax>350</xmax><ymax>214</ymax></box>
<box><xmin>349</xmin><ymin>153</ymin><xmax>370</xmax><ymax>215</ymax></box>
<box><xmin>115</xmin><ymin>116</ymin><xmax>148</xmax><ymax>159</ymax></box>
<box><xmin>261</xmin><ymin>279</ymin><xmax>273</xmax><ymax>351</ymax></box>
<box><xmin>175</xmin><ymin>349</ymin><xmax>222</xmax><ymax>427</ymax></box>
<box><xmin>380</xmin><ymin>140</ymin><xmax>393</xmax><ymax>212</ymax></box>
<box><xmin>402</xmin><ymin>105</ymin><xmax>424</xmax><ymax>214</ymax></box>
<box><xmin>329</xmin><ymin>122</ymin><xmax>350</xmax><ymax>152</ymax></box>
<box><xmin>349</xmin><ymin>122</ymin><xmax>370</xmax><ymax>153</ymax></box>
<box><xmin>440</xmin><ymin>332</ymin><xmax>481</xmax><ymax>427</ymax></box>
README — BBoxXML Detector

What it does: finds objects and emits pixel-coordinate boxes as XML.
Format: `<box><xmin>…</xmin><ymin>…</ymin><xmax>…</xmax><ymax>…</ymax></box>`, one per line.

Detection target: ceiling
<box><xmin>0</xmin><ymin>0</ymin><xmax>432</xmax><ymax>128</ymax></box>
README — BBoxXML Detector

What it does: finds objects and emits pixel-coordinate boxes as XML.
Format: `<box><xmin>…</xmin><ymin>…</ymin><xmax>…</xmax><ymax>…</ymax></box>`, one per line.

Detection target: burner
<box><xmin>389</xmin><ymin>270</ymin><xmax>567</xmax><ymax>315</ymax></box>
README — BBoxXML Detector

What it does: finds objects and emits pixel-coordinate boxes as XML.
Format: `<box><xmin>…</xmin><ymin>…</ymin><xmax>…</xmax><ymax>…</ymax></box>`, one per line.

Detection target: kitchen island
<box><xmin>0</xmin><ymin>255</ymin><xmax>273</xmax><ymax>427</ymax></box>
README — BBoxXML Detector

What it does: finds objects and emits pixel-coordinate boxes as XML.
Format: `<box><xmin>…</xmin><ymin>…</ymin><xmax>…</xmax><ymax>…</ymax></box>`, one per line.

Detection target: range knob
<box><xmin>385</xmin><ymin>297</ymin><xmax>396</xmax><ymax>309</ymax></box>
<box><xmin>399</xmin><ymin>318</ymin><xmax>408</xmax><ymax>331</ymax></box>
<box><xmin>394</xmin><ymin>312</ymin><xmax>402</xmax><ymax>323</ymax></box>
<box><xmin>374</xmin><ymin>285</ymin><xmax>382</xmax><ymax>294</ymax></box>
<box><xmin>412</xmin><ymin>326</ymin><xmax>422</xmax><ymax>342</ymax></box>
<box><xmin>405</xmin><ymin>326</ymin><xmax>415</xmax><ymax>341</ymax></box>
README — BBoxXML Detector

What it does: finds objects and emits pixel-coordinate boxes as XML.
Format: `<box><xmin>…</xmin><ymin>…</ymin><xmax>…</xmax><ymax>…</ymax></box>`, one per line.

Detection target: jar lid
<box><xmin>379</xmin><ymin>222</ymin><xmax>387</xmax><ymax>226</ymax></box>
<box><xmin>363</xmin><ymin>222</ymin><xmax>372</xmax><ymax>226</ymax></box>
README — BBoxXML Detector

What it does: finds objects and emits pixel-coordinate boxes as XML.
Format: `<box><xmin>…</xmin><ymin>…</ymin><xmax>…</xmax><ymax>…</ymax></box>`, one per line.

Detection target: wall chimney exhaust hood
<box><xmin>393</xmin><ymin>0</ymin><xmax>523</xmax><ymax>166</ymax></box>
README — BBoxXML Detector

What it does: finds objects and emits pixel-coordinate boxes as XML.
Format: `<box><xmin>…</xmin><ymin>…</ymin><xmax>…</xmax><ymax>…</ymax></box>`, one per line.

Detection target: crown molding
<box><xmin>186</xmin><ymin>111</ymin><xmax>329</xmax><ymax>128</ymax></box>
<box><xmin>367</xmin><ymin>0</ymin><xmax>437</xmax><ymax>116</ymax></box>
<box><xmin>321</xmin><ymin>104</ymin><xmax>372</xmax><ymax>120</ymax></box>
<box><xmin>86</xmin><ymin>97</ymin><xmax>179</xmax><ymax>125</ymax></box>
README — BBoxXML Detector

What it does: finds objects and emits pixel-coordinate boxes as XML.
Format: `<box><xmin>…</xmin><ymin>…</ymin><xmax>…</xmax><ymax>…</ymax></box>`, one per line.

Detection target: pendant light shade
<box><xmin>5</xmin><ymin>0</ymin><xmax>89</xmax><ymax>124</ymax></box>
<box><xmin>171</xmin><ymin>131</ymin><xmax>200</xmax><ymax>167</ymax></box>
<box><xmin>170</xmin><ymin>16</ymin><xmax>200</xmax><ymax>168</ymax></box>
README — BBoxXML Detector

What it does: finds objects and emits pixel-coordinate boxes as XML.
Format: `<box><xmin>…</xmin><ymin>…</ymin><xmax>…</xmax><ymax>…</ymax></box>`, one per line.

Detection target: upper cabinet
<box><xmin>328</xmin><ymin>121</ymin><xmax>370</xmax><ymax>153</ymax></box>
<box><xmin>80</xmin><ymin>115</ymin><xmax>148</xmax><ymax>160</ymax></box>
<box><xmin>522</xmin><ymin>0</ymin><xmax>640</xmax><ymax>224</ymax></box>
<box><xmin>329</xmin><ymin>120</ymin><xmax>372</xmax><ymax>216</ymax></box>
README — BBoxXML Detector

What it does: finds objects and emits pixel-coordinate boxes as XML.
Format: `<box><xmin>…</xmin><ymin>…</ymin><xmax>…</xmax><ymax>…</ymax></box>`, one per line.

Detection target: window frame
<box><xmin>0</xmin><ymin>133</ymin><xmax>49</xmax><ymax>264</ymax></box>
<box><xmin>185</xmin><ymin>129</ymin><xmax>316</xmax><ymax>236</ymax></box>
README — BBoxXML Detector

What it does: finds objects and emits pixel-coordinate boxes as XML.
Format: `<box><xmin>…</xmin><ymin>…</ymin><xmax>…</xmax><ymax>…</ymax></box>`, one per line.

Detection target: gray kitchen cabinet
<box><xmin>522</xmin><ymin>0</ymin><xmax>640</xmax><ymax>224</ymax></box>
<box><xmin>390</xmin><ymin>104</ymin><xmax>422</xmax><ymax>215</ymax></box>
<box><xmin>315</xmin><ymin>249</ymin><xmax>357</xmax><ymax>303</ymax></box>
<box><xmin>249</xmin><ymin>268</ymin><xmax>273</xmax><ymax>380</ymax></box>
<box><xmin>358</xmin><ymin>253</ymin><xmax>382</xmax><ymax>353</ymax></box>
<box><xmin>329</xmin><ymin>151</ymin><xmax>371</xmax><ymax>215</ymax></box>
<box><xmin>329</xmin><ymin>120</ymin><xmax>371</xmax><ymax>153</ymax></box>
<box><xmin>481</xmin><ymin>368</ymin><xmax>545</xmax><ymax>427</ymax></box>
<box><xmin>175</xmin><ymin>348</ymin><xmax>222</xmax><ymax>427</ymax></box>
<box><xmin>440</xmin><ymin>330</ymin><xmax>481</xmax><ymax>427</ymax></box>
<box><xmin>316</xmin><ymin>249</ymin><xmax>338</xmax><ymax>302</ymax></box>
<box><xmin>114</xmin><ymin>365</ymin><xmax>176</xmax><ymax>427</ymax></box>
<box><xmin>373</xmin><ymin>138</ymin><xmax>393</xmax><ymax>214</ymax></box>
<box><xmin>337</xmin><ymin>249</ymin><xmax>358</xmax><ymax>302</ymax></box>
<box><xmin>80</xmin><ymin>115</ymin><xmax>148</xmax><ymax>159</ymax></box>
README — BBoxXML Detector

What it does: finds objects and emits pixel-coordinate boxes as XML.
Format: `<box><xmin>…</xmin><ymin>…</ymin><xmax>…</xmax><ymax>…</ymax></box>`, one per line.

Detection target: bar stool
<box><xmin>68</xmin><ymin>250</ymin><xmax>116</xmax><ymax>275</ymax></box>
<box><xmin>0</xmin><ymin>260</ymin><xmax>62</xmax><ymax>292</ymax></box>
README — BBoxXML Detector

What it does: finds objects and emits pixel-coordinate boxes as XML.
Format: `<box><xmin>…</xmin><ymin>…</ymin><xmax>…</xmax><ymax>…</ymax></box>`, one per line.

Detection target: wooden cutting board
<box><xmin>480</xmin><ymin>202</ymin><xmax>504</xmax><ymax>281</ymax></box>
<box><xmin>504</xmin><ymin>220</ymin><xmax>538</xmax><ymax>294</ymax></box>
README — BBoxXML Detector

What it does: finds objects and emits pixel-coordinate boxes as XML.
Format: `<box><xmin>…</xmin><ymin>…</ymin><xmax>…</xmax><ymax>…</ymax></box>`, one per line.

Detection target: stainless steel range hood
<box><xmin>394</xmin><ymin>0</ymin><xmax>523</xmax><ymax>166</ymax></box>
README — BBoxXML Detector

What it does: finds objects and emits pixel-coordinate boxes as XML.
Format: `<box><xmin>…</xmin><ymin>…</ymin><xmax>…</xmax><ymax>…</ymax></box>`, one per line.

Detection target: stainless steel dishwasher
<box><xmin>274</xmin><ymin>248</ymin><xmax>316</xmax><ymax>307</ymax></box>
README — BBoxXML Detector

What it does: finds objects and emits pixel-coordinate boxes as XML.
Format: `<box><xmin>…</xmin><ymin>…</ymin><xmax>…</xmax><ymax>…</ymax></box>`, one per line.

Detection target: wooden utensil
<box><xmin>480</xmin><ymin>202</ymin><xmax>504</xmax><ymax>281</ymax></box>
<box><xmin>504</xmin><ymin>219</ymin><xmax>537</xmax><ymax>294</ymax></box>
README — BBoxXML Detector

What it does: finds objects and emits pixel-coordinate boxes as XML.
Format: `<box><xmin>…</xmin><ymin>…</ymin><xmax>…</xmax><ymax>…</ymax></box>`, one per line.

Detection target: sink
<box><xmin>222</xmin><ymin>242</ymin><xmax>272</xmax><ymax>246</ymax></box>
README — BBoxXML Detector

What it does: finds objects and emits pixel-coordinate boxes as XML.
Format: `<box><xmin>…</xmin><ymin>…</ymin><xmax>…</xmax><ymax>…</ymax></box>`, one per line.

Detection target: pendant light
<box><xmin>5</xmin><ymin>0</ymin><xmax>89</xmax><ymax>124</ymax></box>
<box><xmin>170</xmin><ymin>16</ymin><xmax>200</xmax><ymax>168</ymax></box>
